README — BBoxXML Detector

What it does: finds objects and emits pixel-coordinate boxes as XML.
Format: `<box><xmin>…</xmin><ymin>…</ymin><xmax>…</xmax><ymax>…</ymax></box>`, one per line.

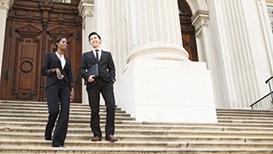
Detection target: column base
<box><xmin>116</xmin><ymin>59</ymin><xmax>218</xmax><ymax>123</ymax></box>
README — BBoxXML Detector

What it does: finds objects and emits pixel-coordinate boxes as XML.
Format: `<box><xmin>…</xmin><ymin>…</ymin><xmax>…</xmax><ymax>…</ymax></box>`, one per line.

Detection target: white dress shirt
<box><xmin>92</xmin><ymin>48</ymin><xmax>101</xmax><ymax>61</ymax></box>
<box><xmin>55</xmin><ymin>52</ymin><xmax>66</xmax><ymax>69</ymax></box>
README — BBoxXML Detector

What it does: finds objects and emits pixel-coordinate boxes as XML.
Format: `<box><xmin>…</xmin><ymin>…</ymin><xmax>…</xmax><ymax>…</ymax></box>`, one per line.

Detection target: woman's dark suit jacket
<box><xmin>42</xmin><ymin>52</ymin><xmax>74</xmax><ymax>89</ymax></box>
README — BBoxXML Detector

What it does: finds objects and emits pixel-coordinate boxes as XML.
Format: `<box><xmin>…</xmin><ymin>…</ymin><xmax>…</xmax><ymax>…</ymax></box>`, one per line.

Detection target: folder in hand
<box><xmin>86</xmin><ymin>64</ymin><xmax>98</xmax><ymax>77</ymax></box>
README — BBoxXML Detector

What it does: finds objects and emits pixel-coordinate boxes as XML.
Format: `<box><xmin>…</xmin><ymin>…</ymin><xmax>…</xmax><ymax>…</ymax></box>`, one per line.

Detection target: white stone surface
<box><xmin>207</xmin><ymin>0</ymin><xmax>273</xmax><ymax>108</ymax></box>
<box><xmin>0</xmin><ymin>0</ymin><xmax>9</xmax><ymax>81</ymax></box>
<box><xmin>116</xmin><ymin>59</ymin><xmax>218</xmax><ymax>123</ymax></box>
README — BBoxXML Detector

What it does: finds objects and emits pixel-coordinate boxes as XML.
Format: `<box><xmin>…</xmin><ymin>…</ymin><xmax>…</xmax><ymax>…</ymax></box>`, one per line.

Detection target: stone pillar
<box><xmin>126</xmin><ymin>0</ymin><xmax>188</xmax><ymax>61</ymax></box>
<box><xmin>78</xmin><ymin>0</ymin><xmax>95</xmax><ymax>104</ymax></box>
<box><xmin>116</xmin><ymin>0</ymin><xmax>217</xmax><ymax>123</ymax></box>
<box><xmin>192</xmin><ymin>10</ymin><xmax>229</xmax><ymax>109</ymax></box>
<box><xmin>0</xmin><ymin>0</ymin><xmax>11</xmax><ymax>81</ymax></box>
<box><xmin>192</xmin><ymin>10</ymin><xmax>211</xmax><ymax>62</ymax></box>
<box><xmin>207</xmin><ymin>0</ymin><xmax>273</xmax><ymax>108</ymax></box>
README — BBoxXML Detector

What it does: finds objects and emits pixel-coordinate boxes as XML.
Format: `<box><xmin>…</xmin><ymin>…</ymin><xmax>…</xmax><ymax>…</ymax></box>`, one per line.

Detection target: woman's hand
<box><xmin>55</xmin><ymin>68</ymin><xmax>63</xmax><ymax>79</ymax></box>
<box><xmin>70</xmin><ymin>88</ymin><xmax>75</xmax><ymax>102</ymax></box>
<box><xmin>88</xmin><ymin>75</ymin><xmax>96</xmax><ymax>83</ymax></box>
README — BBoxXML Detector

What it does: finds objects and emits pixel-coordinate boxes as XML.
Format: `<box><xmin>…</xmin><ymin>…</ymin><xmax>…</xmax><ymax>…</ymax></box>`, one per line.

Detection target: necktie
<box><xmin>95</xmin><ymin>49</ymin><xmax>99</xmax><ymax>62</ymax></box>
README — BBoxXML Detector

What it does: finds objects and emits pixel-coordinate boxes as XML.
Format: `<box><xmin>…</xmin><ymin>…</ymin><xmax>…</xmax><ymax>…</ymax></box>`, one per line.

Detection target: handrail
<box><xmin>265</xmin><ymin>76</ymin><xmax>273</xmax><ymax>101</ymax></box>
<box><xmin>250</xmin><ymin>75</ymin><xmax>273</xmax><ymax>110</ymax></box>
<box><xmin>250</xmin><ymin>91</ymin><xmax>273</xmax><ymax>109</ymax></box>
<box><xmin>265</xmin><ymin>76</ymin><xmax>273</xmax><ymax>84</ymax></box>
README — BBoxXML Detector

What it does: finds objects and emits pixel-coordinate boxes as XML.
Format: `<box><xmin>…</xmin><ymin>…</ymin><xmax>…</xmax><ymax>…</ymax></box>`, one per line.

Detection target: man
<box><xmin>80</xmin><ymin>32</ymin><xmax>117</xmax><ymax>142</ymax></box>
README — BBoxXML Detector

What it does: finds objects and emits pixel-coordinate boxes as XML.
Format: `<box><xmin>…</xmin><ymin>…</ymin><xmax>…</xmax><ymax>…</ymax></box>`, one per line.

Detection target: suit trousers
<box><xmin>45</xmin><ymin>80</ymin><xmax>70</xmax><ymax>146</ymax></box>
<box><xmin>87</xmin><ymin>79</ymin><xmax>116</xmax><ymax>138</ymax></box>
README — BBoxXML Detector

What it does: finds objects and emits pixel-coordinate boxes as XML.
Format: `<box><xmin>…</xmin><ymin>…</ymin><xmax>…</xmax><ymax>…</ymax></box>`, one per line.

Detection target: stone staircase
<box><xmin>0</xmin><ymin>100</ymin><xmax>273</xmax><ymax>154</ymax></box>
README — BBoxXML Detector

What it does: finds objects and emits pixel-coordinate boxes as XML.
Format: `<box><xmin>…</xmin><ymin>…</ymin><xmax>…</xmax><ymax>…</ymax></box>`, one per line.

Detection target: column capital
<box><xmin>0</xmin><ymin>0</ymin><xmax>12</xmax><ymax>10</ymax></box>
<box><xmin>78</xmin><ymin>0</ymin><xmax>94</xmax><ymax>18</ymax></box>
<box><xmin>192</xmin><ymin>10</ymin><xmax>209</xmax><ymax>36</ymax></box>
<box><xmin>266</xmin><ymin>0</ymin><xmax>273</xmax><ymax>4</ymax></box>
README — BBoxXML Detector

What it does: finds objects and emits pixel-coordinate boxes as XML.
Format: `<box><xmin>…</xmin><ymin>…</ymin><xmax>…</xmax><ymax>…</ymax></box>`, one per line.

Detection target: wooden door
<box><xmin>178</xmin><ymin>0</ymin><xmax>198</xmax><ymax>61</ymax></box>
<box><xmin>0</xmin><ymin>0</ymin><xmax>82</xmax><ymax>102</ymax></box>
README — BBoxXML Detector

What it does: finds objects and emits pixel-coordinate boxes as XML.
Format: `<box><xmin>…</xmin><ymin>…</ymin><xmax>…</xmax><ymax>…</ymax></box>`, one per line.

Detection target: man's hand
<box><xmin>88</xmin><ymin>75</ymin><xmax>96</xmax><ymax>83</ymax></box>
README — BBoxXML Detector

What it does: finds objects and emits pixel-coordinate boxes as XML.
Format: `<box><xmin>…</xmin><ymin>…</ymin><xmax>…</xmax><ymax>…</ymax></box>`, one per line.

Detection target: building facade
<box><xmin>0</xmin><ymin>0</ymin><xmax>273</xmax><ymax>122</ymax></box>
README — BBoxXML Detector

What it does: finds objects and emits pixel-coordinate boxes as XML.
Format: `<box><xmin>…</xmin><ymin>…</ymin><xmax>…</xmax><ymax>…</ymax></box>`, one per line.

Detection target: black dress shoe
<box><xmin>52</xmin><ymin>145</ymin><xmax>63</xmax><ymax>147</ymax></box>
<box><xmin>105</xmin><ymin>135</ymin><xmax>118</xmax><ymax>142</ymax></box>
<box><xmin>91</xmin><ymin>136</ymin><xmax>102</xmax><ymax>141</ymax></box>
<box><xmin>45</xmin><ymin>136</ymin><xmax>51</xmax><ymax>140</ymax></box>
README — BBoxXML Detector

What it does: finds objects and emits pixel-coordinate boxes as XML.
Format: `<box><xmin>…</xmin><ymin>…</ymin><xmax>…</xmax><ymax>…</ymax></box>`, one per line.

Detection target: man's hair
<box><xmin>88</xmin><ymin>32</ymin><xmax>101</xmax><ymax>41</ymax></box>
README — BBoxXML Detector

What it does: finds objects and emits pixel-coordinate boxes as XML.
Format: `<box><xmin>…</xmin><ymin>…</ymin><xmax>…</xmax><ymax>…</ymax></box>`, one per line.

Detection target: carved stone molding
<box><xmin>0</xmin><ymin>0</ymin><xmax>10</xmax><ymax>10</ymax></box>
<box><xmin>266</xmin><ymin>0</ymin><xmax>273</xmax><ymax>4</ymax></box>
<box><xmin>52</xmin><ymin>0</ymin><xmax>71</xmax><ymax>3</ymax></box>
<box><xmin>78</xmin><ymin>0</ymin><xmax>94</xmax><ymax>18</ymax></box>
<box><xmin>192</xmin><ymin>10</ymin><xmax>209</xmax><ymax>36</ymax></box>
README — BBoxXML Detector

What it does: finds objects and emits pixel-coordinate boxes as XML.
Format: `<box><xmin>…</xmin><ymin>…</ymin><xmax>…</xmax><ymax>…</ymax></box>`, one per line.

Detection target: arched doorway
<box><xmin>0</xmin><ymin>0</ymin><xmax>82</xmax><ymax>103</ymax></box>
<box><xmin>178</xmin><ymin>0</ymin><xmax>198</xmax><ymax>61</ymax></box>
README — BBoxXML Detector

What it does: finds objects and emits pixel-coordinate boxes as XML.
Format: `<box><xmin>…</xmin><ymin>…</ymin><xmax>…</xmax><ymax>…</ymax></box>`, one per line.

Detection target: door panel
<box><xmin>14</xmin><ymin>38</ymin><xmax>39</xmax><ymax>99</ymax></box>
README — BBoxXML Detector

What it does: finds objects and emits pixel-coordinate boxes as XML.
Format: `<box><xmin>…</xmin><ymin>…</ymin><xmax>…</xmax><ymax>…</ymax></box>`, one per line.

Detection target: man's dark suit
<box><xmin>80</xmin><ymin>50</ymin><xmax>116</xmax><ymax>138</ymax></box>
<box><xmin>42</xmin><ymin>52</ymin><xmax>74</xmax><ymax>147</ymax></box>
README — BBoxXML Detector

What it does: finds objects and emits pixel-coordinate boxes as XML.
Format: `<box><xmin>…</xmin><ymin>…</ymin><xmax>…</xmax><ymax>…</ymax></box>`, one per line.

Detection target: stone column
<box><xmin>0</xmin><ymin>0</ymin><xmax>11</xmax><ymax>81</ymax></box>
<box><xmin>78</xmin><ymin>0</ymin><xmax>95</xmax><ymax>104</ymax></box>
<box><xmin>126</xmin><ymin>0</ymin><xmax>188</xmax><ymax>61</ymax></box>
<box><xmin>192</xmin><ymin>10</ymin><xmax>211</xmax><ymax>62</ymax></box>
<box><xmin>192</xmin><ymin>10</ymin><xmax>229</xmax><ymax>109</ymax></box>
<box><xmin>207</xmin><ymin>0</ymin><xmax>273</xmax><ymax>108</ymax></box>
<box><xmin>116</xmin><ymin>0</ymin><xmax>217</xmax><ymax>123</ymax></box>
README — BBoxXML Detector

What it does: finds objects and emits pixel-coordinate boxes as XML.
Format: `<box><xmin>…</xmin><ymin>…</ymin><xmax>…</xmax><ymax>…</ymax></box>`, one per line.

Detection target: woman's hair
<box><xmin>52</xmin><ymin>36</ymin><xmax>67</xmax><ymax>52</ymax></box>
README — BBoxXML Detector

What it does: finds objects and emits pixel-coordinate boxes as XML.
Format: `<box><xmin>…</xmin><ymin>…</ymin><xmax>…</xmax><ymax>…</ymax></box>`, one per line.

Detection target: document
<box><xmin>87</xmin><ymin>64</ymin><xmax>98</xmax><ymax>76</ymax></box>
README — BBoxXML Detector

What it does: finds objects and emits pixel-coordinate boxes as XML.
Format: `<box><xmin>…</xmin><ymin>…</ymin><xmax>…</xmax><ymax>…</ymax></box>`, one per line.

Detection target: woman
<box><xmin>42</xmin><ymin>36</ymin><xmax>74</xmax><ymax>147</ymax></box>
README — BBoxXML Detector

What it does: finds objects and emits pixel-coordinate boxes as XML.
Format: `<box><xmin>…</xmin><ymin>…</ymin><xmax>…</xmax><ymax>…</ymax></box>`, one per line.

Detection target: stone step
<box><xmin>3</xmin><ymin>113</ymin><xmax>272</xmax><ymax>123</ymax></box>
<box><xmin>2</xmin><ymin>121</ymin><xmax>273</xmax><ymax>132</ymax></box>
<box><xmin>0</xmin><ymin>101</ymin><xmax>266</xmax><ymax>111</ymax></box>
<box><xmin>1</xmin><ymin>100</ymin><xmax>273</xmax><ymax>153</ymax></box>
<box><xmin>216</xmin><ymin>108</ymin><xmax>273</xmax><ymax>113</ymax></box>
<box><xmin>0</xmin><ymin>117</ymin><xmax>133</xmax><ymax>124</ymax></box>
<box><xmin>1</xmin><ymin>132</ymin><xmax>273</xmax><ymax>143</ymax></box>
<box><xmin>217</xmin><ymin>113</ymin><xmax>273</xmax><ymax>118</ymax></box>
<box><xmin>0</xmin><ymin>145</ymin><xmax>273</xmax><ymax>154</ymax></box>
<box><xmin>2</xmin><ymin>101</ymin><xmax>272</xmax><ymax>116</ymax></box>
<box><xmin>2</xmin><ymin>108</ymin><xmax>273</xmax><ymax>121</ymax></box>
<box><xmin>1</xmin><ymin>124</ymin><xmax>273</xmax><ymax>133</ymax></box>
<box><xmin>0</xmin><ymin>101</ymin><xmax>111</xmax><ymax>109</ymax></box>
<box><xmin>0</xmin><ymin>129</ymin><xmax>273</xmax><ymax>140</ymax></box>
<box><xmin>1</xmin><ymin>127</ymin><xmax>273</xmax><ymax>137</ymax></box>
<box><xmin>217</xmin><ymin>115</ymin><xmax>273</xmax><ymax>120</ymax></box>
<box><xmin>2</xmin><ymin>101</ymin><xmax>272</xmax><ymax>119</ymax></box>
<box><xmin>2</xmin><ymin>116</ymin><xmax>273</xmax><ymax>124</ymax></box>
<box><xmin>0</xmin><ymin>106</ymin><xmax>126</xmax><ymax>113</ymax></box>
<box><xmin>218</xmin><ymin>119</ymin><xmax>273</xmax><ymax>124</ymax></box>
<box><xmin>0</xmin><ymin>108</ymin><xmax>131</xmax><ymax>116</ymax></box>
<box><xmin>2</xmin><ymin>110</ymin><xmax>273</xmax><ymax>121</ymax></box>
<box><xmin>0</xmin><ymin>112</ymin><xmax>133</xmax><ymax>120</ymax></box>
<box><xmin>0</xmin><ymin>138</ymin><xmax>273</xmax><ymax>149</ymax></box>
<box><xmin>2</xmin><ymin>117</ymin><xmax>273</xmax><ymax>127</ymax></box>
